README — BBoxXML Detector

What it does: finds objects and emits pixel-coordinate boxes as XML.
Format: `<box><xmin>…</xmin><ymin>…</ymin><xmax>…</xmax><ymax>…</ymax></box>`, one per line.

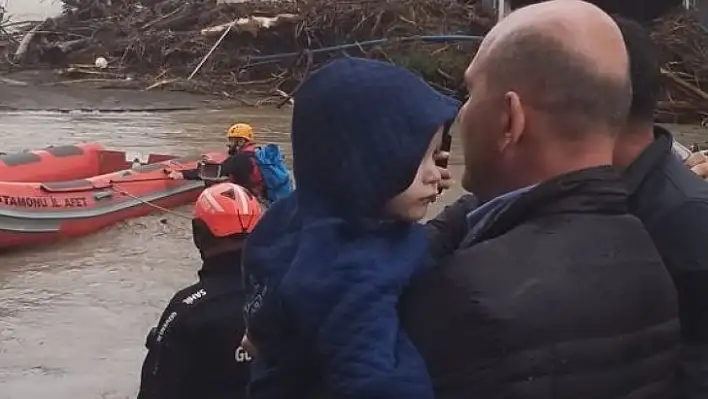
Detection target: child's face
<box><xmin>384</xmin><ymin>129</ymin><xmax>444</xmax><ymax>222</ymax></box>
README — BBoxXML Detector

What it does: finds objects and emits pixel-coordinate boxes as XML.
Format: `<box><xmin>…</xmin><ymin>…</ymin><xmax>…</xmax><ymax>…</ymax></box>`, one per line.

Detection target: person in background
<box><xmin>169</xmin><ymin>123</ymin><xmax>293</xmax><ymax>204</ymax></box>
<box><xmin>402</xmin><ymin>2</ymin><xmax>679</xmax><ymax>397</ymax></box>
<box><xmin>169</xmin><ymin>123</ymin><xmax>266</xmax><ymax>198</ymax></box>
<box><xmin>612</xmin><ymin>16</ymin><xmax>708</xmax><ymax>398</ymax></box>
<box><xmin>137</xmin><ymin>182</ymin><xmax>262</xmax><ymax>399</ymax></box>
<box><xmin>241</xmin><ymin>57</ymin><xmax>459</xmax><ymax>399</ymax></box>
<box><xmin>224</xmin><ymin>123</ymin><xmax>259</xmax><ymax>156</ymax></box>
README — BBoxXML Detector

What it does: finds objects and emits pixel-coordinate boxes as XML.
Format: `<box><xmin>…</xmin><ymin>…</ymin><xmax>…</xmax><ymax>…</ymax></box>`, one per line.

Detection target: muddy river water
<box><xmin>0</xmin><ymin>99</ymin><xmax>706</xmax><ymax>398</ymax></box>
<box><xmin>0</xmin><ymin>107</ymin><xmax>293</xmax><ymax>399</ymax></box>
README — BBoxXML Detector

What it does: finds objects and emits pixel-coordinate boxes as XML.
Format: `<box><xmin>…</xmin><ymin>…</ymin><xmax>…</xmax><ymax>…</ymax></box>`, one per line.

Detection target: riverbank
<box><xmin>0</xmin><ymin>0</ymin><xmax>488</xmax><ymax>106</ymax></box>
<box><xmin>0</xmin><ymin>69</ymin><xmax>271</xmax><ymax>112</ymax></box>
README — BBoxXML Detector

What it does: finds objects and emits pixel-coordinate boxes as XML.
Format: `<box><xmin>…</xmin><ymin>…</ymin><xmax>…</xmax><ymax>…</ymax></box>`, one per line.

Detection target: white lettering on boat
<box><xmin>0</xmin><ymin>195</ymin><xmax>88</xmax><ymax>208</ymax></box>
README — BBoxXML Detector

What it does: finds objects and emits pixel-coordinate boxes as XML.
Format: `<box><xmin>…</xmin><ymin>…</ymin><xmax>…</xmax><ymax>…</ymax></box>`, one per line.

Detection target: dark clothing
<box><xmin>182</xmin><ymin>152</ymin><xmax>259</xmax><ymax>193</ymax></box>
<box><xmin>623</xmin><ymin>126</ymin><xmax>708</xmax><ymax>399</ymax></box>
<box><xmin>426</xmin><ymin>194</ymin><xmax>478</xmax><ymax>261</ymax></box>
<box><xmin>137</xmin><ymin>252</ymin><xmax>251</xmax><ymax>399</ymax></box>
<box><xmin>403</xmin><ymin>166</ymin><xmax>680</xmax><ymax>399</ymax></box>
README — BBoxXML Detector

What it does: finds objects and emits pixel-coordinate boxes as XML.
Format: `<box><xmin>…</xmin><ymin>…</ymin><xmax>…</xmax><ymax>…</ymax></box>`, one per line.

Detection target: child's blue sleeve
<box><xmin>282</xmin><ymin>240</ymin><xmax>435</xmax><ymax>399</ymax></box>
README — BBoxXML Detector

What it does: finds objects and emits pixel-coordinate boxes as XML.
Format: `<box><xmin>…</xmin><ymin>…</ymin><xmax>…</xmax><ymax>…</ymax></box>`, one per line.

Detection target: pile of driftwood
<box><xmin>652</xmin><ymin>11</ymin><xmax>708</xmax><ymax>123</ymax></box>
<box><xmin>0</xmin><ymin>0</ymin><xmax>707</xmax><ymax>122</ymax></box>
<box><xmin>0</xmin><ymin>0</ymin><xmax>489</xmax><ymax>104</ymax></box>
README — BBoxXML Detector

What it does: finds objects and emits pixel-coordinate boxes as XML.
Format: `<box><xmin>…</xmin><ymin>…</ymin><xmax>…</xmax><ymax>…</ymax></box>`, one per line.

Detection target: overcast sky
<box><xmin>4</xmin><ymin>0</ymin><xmax>61</xmax><ymax>20</ymax></box>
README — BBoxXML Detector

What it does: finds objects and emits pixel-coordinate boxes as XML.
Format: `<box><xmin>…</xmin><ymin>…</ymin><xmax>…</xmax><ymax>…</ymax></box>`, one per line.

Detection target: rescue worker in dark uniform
<box><xmin>137</xmin><ymin>182</ymin><xmax>263</xmax><ymax>399</ymax></box>
<box><xmin>168</xmin><ymin>123</ymin><xmax>266</xmax><ymax>199</ymax></box>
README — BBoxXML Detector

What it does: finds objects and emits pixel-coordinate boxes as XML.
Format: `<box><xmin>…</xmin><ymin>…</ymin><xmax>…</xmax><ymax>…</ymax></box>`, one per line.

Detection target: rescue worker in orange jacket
<box><xmin>137</xmin><ymin>182</ymin><xmax>263</xmax><ymax>399</ymax></box>
<box><xmin>169</xmin><ymin>123</ymin><xmax>265</xmax><ymax>199</ymax></box>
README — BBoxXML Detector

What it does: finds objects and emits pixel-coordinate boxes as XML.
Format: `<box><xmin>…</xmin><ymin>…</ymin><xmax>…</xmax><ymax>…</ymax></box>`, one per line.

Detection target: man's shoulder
<box><xmin>660</xmin><ymin>154</ymin><xmax>708</xmax><ymax>197</ymax></box>
<box><xmin>402</xmin><ymin>212</ymin><xmax>672</xmax><ymax>338</ymax></box>
<box><xmin>149</xmin><ymin>282</ymin><xmax>204</xmax><ymax>343</ymax></box>
<box><xmin>435</xmin><ymin>212</ymin><xmax>660</xmax><ymax>288</ymax></box>
<box><xmin>638</xmin><ymin>153</ymin><xmax>708</xmax><ymax>214</ymax></box>
<box><xmin>169</xmin><ymin>281</ymin><xmax>209</xmax><ymax>309</ymax></box>
<box><xmin>164</xmin><ymin>280</ymin><xmax>245</xmax><ymax>332</ymax></box>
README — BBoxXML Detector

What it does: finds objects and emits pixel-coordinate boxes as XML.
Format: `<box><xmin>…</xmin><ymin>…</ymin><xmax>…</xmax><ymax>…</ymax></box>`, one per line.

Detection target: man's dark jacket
<box><xmin>182</xmin><ymin>151</ymin><xmax>257</xmax><ymax>191</ymax></box>
<box><xmin>403</xmin><ymin>166</ymin><xmax>680</xmax><ymax>399</ymax></box>
<box><xmin>624</xmin><ymin>126</ymin><xmax>708</xmax><ymax>399</ymax></box>
<box><xmin>137</xmin><ymin>252</ymin><xmax>251</xmax><ymax>399</ymax></box>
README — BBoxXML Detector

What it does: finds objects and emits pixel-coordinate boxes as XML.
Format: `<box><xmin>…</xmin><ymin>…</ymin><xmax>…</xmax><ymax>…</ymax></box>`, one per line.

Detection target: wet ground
<box><xmin>0</xmin><ymin>73</ymin><xmax>707</xmax><ymax>398</ymax></box>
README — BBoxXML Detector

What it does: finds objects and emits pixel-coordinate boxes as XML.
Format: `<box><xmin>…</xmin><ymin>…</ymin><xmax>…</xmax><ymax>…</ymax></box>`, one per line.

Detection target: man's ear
<box><xmin>502</xmin><ymin>91</ymin><xmax>525</xmax><ymax>150</ymax></box>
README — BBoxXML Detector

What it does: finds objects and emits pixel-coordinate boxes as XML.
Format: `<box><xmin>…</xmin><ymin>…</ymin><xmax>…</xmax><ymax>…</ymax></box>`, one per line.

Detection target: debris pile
<box><xmin>0</xmin><ymin>0</ymin><xmax>707</xmax><ymax>122</ymax></box>
<box><xmin>652</xmin><ymin>11</ymin><xmax>708</xmax><ymax>123</ymax></box>
<box><xmin>0</xmin><ymin>0</ymin><xmax>490</xmax><ymax>104</ymax></box>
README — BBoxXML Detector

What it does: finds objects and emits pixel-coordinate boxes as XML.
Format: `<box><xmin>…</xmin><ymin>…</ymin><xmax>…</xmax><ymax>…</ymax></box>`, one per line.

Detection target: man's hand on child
<box><xmin>685</xmin><ymin>151</ymin><xmax>708</xmax><ymax>179</ymax></box>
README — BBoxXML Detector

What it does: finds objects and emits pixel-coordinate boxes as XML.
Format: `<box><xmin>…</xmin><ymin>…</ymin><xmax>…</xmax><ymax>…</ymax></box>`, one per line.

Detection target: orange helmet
<box><xmin>193</xmin><ymin>183</ymin><xmax>263</xmax><ymax>237</ymax></box>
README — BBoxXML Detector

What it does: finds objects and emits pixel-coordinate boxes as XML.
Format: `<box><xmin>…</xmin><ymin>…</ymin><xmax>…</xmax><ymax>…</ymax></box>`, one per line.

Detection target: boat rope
<box><xmin>110</xmin><ymin>183</ymin><xmax>193</xmax><ymax>220</ymax></box>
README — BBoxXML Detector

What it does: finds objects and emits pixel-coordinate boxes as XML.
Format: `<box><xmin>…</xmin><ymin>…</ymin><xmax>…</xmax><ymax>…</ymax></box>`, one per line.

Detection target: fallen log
<box><xmin>13</xmin><ymin>20</ymin><xmax>46</xmax><ymax>63</ymax></box>
<box><xmin>53</xmin><ymin>38</ymin><xmax>91</xmax><ymax>54</ymax></box>
<box><xmin>661</xmin><ymin>67</ymin><xmax>708</xmax><ymax>102</ymax></box>
<box><xmin>140</xmin><ymin>6</ymin><xmax>185</xmax><ymax>31</ymax></box>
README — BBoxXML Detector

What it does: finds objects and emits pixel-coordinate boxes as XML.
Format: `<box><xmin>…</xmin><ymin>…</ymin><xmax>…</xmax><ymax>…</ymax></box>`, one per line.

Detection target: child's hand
<box><xmin>435</xmin><ymin>151</ymin><xmax>454</xmax><ymax>191</ymax></box>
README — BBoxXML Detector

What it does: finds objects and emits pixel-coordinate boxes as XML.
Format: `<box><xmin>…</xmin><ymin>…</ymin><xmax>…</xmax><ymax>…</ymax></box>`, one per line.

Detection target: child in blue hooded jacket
<box><xmin>242</xmin><ymin>57</ymin><xmax>460</xmax><ymax>399</ymax></box>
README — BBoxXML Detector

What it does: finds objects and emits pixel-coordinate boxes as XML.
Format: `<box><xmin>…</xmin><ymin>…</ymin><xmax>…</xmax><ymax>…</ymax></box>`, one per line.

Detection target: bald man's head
<box><xmin>472</xmin><ymin>0</ymin><xmax>632</xmax><ymax>136</ymax></box>
<box><xmin>459</xmin><ymin>0</ymin><xmax>633</xmax><ymax>199</ymax></box>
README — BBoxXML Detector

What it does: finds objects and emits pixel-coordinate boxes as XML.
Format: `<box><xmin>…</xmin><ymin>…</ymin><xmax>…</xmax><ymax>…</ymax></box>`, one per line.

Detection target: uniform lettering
<box><xmin>156</xmin><ymin>311</ymin><xmax>177</xmax><ymax>343</ymax></box>
<box><xmin>182</xmin><ymin>289</ymin><xmax>207</xmax><ymax>305</ymax></box>
<box><xmin>0</xmin><ymin>195</ymin><xmax>88</xmax><ymax>208</ymax></box>
<box><xmin>235</xmin><ymin>346</ymin><xmax>253</xmax><ymax>363</ymax></box>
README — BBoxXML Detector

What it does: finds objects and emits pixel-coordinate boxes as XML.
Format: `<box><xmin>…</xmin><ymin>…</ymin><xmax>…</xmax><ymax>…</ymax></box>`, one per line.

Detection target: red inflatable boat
<box><xmin>0</xmin><ymin>146</ymin><xmax>227</xmax><ymax>249</ymax></box>
<box><xmin>0</xmin><ymin>142</ymin><xmax>105</xmax><ymax>182</ymax></box>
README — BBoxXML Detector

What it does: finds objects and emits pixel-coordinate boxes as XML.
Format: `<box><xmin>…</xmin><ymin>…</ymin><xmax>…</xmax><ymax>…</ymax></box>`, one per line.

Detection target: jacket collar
<box><xmin>622</xmin><ymin>125</ymin><xmax>674</xmax><ymax>196</ymax></box>
<box><xmin>465</xmin><ymin>166</ymin><xmax>627</xmax><ymax>247</ymax></box>
<box><xmin>198</xmin><ymin>250</ymin><xmax>243</xmax><ymax>281</ymax></box>
<box><xmin>466</xmin><ymin>184</ymin><xmax>537</xmax><ymax>234</ymax></box>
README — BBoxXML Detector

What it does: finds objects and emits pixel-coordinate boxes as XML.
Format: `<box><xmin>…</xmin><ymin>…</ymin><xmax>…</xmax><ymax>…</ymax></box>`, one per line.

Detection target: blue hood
<box><xmin>292</xmin><ymin>57</ymin><xmax>460</xmax><ymax>219</ymax></box>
